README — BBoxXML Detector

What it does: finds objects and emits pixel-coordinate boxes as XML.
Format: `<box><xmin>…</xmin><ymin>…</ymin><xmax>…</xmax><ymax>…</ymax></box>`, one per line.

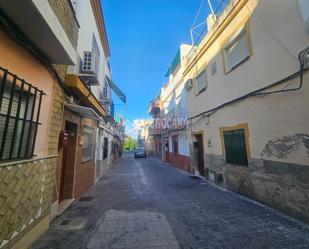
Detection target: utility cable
<box><xmin>0</xmin><ymin>9</ymin><xmax>73</xmax><ymax>96</ymax></box>
<box><xmin>189</xmin><ymin>47</ymin><xmax>308</xmax><ymax>123</ymax></box>
<box><xmin>245</xmin><ymin>3</ymin><xmax>298</xmax><ymax>62</ymax></box>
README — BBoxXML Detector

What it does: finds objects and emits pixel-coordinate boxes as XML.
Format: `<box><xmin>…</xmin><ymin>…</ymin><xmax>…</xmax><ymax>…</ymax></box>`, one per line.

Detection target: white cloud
<box><xmin>125</xmin><ymin>118</ymin><xmax>152</xmax><ymax>139</ymax></box>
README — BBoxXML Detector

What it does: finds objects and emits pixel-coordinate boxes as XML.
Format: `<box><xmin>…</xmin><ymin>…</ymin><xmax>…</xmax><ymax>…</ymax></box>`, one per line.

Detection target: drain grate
<box><xmin>60</xmin><ymin>219</ymin><xmax>71</xmax><ymax>226</ymax></box>
<box><xmin>79</xmin><ymin>196</ymin><xmax>93</xmax><ymax>202</ymax></box>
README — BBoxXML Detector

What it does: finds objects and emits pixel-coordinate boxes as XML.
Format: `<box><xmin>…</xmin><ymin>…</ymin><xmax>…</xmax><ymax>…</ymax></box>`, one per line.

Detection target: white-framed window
<box><xmin>194</xmin><ymin>69</ymin><xmax>207</xmax><ymax>95</ymax></box>
<box><xmin>223</xmin><ymin>27</ymin><xmax>250</xmax><ymax>72</ymax></box>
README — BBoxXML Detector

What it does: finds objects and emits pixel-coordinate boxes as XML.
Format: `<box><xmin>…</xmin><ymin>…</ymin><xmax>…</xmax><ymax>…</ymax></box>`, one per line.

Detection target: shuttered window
<box><xmin>0</xmin><ymin>67</ymin><xmax>44</xmax><ymax>161</ymax></box>
<box><xmin>223</xmin><ymin>129</ymin><xmax>248</xmax><ymax>166</ymax></box>
<box><xmin>194</xmin><ymin>69</ymin><xmax>207</xmax><ymax>95</ymax></box>
<box><xmin>224</xmin><ymin>27</ymin><xmax>250</xmax><ymax>72</ymax></box>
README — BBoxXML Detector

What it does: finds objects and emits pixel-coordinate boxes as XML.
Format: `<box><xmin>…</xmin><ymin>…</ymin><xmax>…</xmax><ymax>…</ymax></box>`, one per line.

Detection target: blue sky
<box><xmin>102</xmin><ymin>0</ymin><xmax>214</xmax><ymax>134</ymax></box>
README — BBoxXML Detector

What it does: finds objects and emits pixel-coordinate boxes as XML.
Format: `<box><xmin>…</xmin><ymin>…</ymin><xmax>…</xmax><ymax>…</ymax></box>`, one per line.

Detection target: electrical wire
<box><xmin>245</xmin><ymin>4</ymin><xmax>298</xmax><ymax>62</ymax></box>
<box><xmin>0</xmin><ymin>9</ymin><xmax>73</xmax><ymax>96</ymax></box>
<box><xmin>189</xmin><ymin>47</ymin><xmax>308</xmax><ymax>123</ymax></box>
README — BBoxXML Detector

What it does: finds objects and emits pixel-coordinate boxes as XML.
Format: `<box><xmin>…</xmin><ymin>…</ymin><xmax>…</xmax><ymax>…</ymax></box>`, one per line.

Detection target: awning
<box><xmin>65</xmin><ymin>103</ymin><xmax>101</xmax><ymax>121</ymax></box>
<box><xmin>65</xmin><ymin>74</ymin><xmax>107</xmax><ymax>117</ymax></box>
<box><xmin>105</xmin><ymin>76</ymin><xmax>126</xmax><ymax>104</ymax></box>
<box><xmin>165</xmin><ymin>49</ymin><xmax>180</xmax><ymax>77</ymax></box>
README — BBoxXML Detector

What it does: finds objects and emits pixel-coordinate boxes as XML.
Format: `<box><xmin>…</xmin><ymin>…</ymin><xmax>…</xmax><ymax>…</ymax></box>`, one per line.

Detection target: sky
<box><xmin>102</xmin><ymin>0</ymin><xmax>215</xmax><ymax>137</ymax></box>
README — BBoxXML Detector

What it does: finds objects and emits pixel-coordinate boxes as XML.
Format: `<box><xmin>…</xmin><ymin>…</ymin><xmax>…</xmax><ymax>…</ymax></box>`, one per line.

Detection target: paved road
<box><xmin>33</xmin><ymin>154</ymin><xmax>309</xmax><ymax>249</ymax></box>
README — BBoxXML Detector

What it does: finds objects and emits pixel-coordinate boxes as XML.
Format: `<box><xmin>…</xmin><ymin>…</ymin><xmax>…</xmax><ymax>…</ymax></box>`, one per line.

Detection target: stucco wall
<box><xmin>185</xmin><ymin>0</ymin><xmax>309</xmax><ymax>221</ymax></box>
<box><xmin>0</xmin><ymin>29</ymin><xmax>54</xmax><ymax>157</ymax></box>
<box><xmin>185</xmin><ymin>0</ymin><xmax>309</xmax><ymax>166</ymax></box>
<box><xmin>0</xmin><ymin>29</ymin><xmax>59</xmax><ymax>248</ymax></box>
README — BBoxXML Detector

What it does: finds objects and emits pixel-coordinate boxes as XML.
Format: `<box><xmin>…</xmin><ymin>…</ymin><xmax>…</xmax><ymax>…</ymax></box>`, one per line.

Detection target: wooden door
<box><xmin>59</xmin><ymin>132</ymin><xmax>69</xmax><ymax>202</ymax></box>
<box><xmin>59</xmin><ymin>122</ymin><xmax>77</xmax><ymax>202</ymax></box>
<box><xmin>196</xmin><ymin>134</ymin><xmax>205</xmax><ymax>176</ymax></box>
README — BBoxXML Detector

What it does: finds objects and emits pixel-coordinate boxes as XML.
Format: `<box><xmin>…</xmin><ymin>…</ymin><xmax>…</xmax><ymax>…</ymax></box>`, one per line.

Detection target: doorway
<box><xmin>59</xmin><ymin>121</ymin><xmax>77</xmax><ymax>202</ymax></box>
<box><xmin>194</xmin><ymin>134</ymin><xmax>205</xmax><ymax>176</ymax></box>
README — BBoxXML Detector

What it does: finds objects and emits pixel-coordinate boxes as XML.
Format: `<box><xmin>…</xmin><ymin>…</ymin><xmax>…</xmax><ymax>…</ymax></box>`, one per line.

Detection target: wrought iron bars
<box><xmin>0</xmin><ymin>66</ymin><xmax>45</xmax><ymax>161</ymax></box>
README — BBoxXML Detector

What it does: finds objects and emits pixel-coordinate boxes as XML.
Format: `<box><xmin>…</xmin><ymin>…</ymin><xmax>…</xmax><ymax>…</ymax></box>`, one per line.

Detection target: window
<box><xmin>103</xmin><ymin>82</ymin><xmax>109</xmax><ymax>99</ymax></box>
<box><xmin>194</xmin><ymin>69</ymin><xmax>207</xmax><ymax>95</ymax></box>
<box><xmin>82</xmin><ymin>126</ymin><xmax>94</xmax><ymax>162</ymax></box>
<box><xmin>0</xmin><ymin>68</ymin><xmax>44</xmax><ymax>161</ymax></box>
<box><xmin>210</xmin><ymin>61</ymin><xmax>217</xmax><ymax>76</ymax></box>
<box><xmin>103</xmin><ymin>137</ymin><xmax>108</xmax><ymax>159</ymax></box>
<box><xmin>224</xmin><ymin>27</ymin><xmax>250</xmax><ymax>72</ymax></box>
<box><xmin>223</xmin><ymin>129</ymin><xmax>248</xmax><ymax>166</ymax></box>
<box><xmin>172</xmin><ymin>135</ymin><xmax>178</xmax><ymax>154</ymax></box>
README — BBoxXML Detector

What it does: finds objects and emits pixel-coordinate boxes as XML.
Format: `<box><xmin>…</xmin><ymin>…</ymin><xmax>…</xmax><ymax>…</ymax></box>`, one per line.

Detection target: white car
<box><xmin>134</xmin><ymin>148</ymin><xmax>147</xmax><ymax>158</ymax></box>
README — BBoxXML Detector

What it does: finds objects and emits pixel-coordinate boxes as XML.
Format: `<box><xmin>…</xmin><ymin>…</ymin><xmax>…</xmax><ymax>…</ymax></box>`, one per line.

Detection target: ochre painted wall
<box><xmin>0</xmin><ymin>29</ymin><xmax>54</xmax><ymax>157</ymax></box>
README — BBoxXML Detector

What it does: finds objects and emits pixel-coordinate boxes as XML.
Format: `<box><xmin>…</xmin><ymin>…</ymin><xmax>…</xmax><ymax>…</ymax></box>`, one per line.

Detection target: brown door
<box><xmin>196</xmin><ymin>134</ymin><xmax>205</xmax><ymax>176</ymax></box>
<box><xmin>59</xmin><ymin>121</ymin><xmax>77</xmax><ymax>202</ymax></box>
<box><xmin>59</xmin><ymin>132</ymin><xmax>68</xmax><ymax>202</ymax></box>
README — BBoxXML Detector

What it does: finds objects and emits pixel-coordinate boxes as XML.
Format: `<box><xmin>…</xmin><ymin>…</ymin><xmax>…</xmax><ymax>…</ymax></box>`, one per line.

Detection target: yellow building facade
<box><xmin>184</xmin><ymin>0</ymin><xmax>309</xmax><ymax>221</ymax></box>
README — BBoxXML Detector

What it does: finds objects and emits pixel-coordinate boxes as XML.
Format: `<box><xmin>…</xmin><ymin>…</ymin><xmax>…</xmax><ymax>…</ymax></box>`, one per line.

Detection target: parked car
<box><xmin>134</xmin><ymin>148</ymin><xmax>147</xmax><ymax>158</ymax></box>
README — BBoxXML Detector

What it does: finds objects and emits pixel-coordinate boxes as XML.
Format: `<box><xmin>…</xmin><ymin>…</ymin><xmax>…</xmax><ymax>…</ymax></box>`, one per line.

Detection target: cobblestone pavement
<box><xmin>32</xmin><ymin>154</ymin><xmax>309</xmax><ymax>249</ymax></box>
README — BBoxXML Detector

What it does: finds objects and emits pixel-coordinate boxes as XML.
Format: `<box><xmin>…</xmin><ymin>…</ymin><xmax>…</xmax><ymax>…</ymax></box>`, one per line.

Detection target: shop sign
<box><xmin>149</xmin><ymin>117</ymin><xmax>187</xmax><ymax>134</ymax></box>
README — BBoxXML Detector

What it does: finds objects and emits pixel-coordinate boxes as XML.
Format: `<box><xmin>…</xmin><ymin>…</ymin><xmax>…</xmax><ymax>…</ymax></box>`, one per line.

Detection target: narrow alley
<box><xmin>33</xmin><ymin>154</ymin><xmax>309</xmax><ymax>249</ymax></box>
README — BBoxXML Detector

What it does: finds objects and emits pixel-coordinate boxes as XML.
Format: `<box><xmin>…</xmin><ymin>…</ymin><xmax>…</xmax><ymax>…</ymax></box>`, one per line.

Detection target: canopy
<box><xmin>65</xmin><ymin>103</ymin><xmax>101</xmax><ymax>121</ymax></box>
<box><xmin>105</xmin><ymin>76</ymin><xmax>126</xmax><ymax>104</ymax></box>
<box><xmin>165</xmin><ymin>49</ymin><xmax>181</xmax><ymax>77</ymax></box>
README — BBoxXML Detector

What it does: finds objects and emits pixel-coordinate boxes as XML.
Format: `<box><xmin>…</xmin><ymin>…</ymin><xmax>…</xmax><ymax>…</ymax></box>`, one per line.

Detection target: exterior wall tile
<box><xmin>0</xmin><ymin>157</ymin><xmax>57</xmax><ymax>247</ymax></box>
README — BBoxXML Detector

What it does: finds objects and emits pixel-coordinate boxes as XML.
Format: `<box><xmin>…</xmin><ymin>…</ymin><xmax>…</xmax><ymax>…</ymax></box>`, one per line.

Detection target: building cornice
<box><xmin>183</xmin><ymin>0</ymin><xmax>249</xmax><ymax>77</ymax></box>
<box><xmin>90</xmin><ymin>0</ymin><xmax>111</xmax><ymax>57</ymax></box>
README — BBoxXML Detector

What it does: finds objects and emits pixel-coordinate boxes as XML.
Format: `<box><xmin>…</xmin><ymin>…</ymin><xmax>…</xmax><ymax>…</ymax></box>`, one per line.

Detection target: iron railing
<box><xmin>0</xmin><ymin>67</ymin><xmax>45</xmax><ymax>161</ymax></box>
<box><xmin>186</xmin><ymin>0</ymin><xmax>232</xmax><ymax>62</ymax></box>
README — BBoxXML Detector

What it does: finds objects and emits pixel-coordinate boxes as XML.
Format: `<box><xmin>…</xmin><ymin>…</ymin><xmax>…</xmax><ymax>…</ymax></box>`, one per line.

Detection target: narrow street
<box><xmin>33</xmin><ymin>154</ymin><xmax>309</xmax><ymax>249</ymax></box>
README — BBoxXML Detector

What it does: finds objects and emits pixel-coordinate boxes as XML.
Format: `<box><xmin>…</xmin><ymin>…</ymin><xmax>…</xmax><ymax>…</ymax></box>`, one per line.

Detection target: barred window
<box><xmin>82</xmin><ymin>126</ymin><xmax>94</xmax><ymax>162</ymax></box>
<box><xmin>0</xmin><ymin>67</ymin><xmax>44</xmax><ymax>161</ymax></box>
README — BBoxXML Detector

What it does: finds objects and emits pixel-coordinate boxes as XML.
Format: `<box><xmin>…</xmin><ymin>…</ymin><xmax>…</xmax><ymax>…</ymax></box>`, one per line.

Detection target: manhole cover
<box><xmin>79</xmin><ymin>196</ymin><xmax>93</xmax><ymax>202</ymax></box>
<box><xmin>60</xmin><ymin>219</ymin><xmax>71</xmax><ymax>226</ymax></box>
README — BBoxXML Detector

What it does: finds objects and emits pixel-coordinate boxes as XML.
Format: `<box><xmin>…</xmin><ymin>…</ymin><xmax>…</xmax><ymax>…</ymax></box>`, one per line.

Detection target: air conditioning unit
<box><xmin>79</xmin><ymin>51</ymin><xmax>99</xmax><ymax>85</ymax></box>
<box><xmin>185</xmin><ymin>79</ymin><xmax>193</xmax><ymax>91</ymax></box>
<box><xmin>81</xmin><ymin>51</ymin><xmax>97</xmax><ymax>74</ymax></box>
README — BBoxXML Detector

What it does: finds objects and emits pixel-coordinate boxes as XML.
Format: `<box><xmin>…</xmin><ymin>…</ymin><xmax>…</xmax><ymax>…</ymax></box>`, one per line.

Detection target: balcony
<box><xmin>148</xmin><ymin>99</ymin><xmax>162</xmax><ymax>117</ymax></box>
<box><xmin>0</xmin><ymin>0</ymin><xmax>78</xmax><ymax>64</ymax></box>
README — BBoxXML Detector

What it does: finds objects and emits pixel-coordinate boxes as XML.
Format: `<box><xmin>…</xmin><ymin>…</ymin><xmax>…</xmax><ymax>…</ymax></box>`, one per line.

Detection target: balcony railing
<box><xmin>185</xmin><ymin>0</ymin><xmax>233</xmax><ymax>63</ymax></box>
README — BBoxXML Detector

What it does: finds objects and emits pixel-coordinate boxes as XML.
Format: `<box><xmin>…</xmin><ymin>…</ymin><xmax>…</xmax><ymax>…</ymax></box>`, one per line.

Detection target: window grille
<box><xmin>0</xmin><ymin>67</ymin><xmax>45</xmax><ymax>161</ymax></box>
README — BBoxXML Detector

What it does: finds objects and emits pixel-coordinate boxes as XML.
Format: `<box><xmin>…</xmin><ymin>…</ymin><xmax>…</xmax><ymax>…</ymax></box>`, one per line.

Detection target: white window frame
<box><xmin>223</xmin><ymin>26</ymin><xmax>251</xmax><ymax>73</ymax></box>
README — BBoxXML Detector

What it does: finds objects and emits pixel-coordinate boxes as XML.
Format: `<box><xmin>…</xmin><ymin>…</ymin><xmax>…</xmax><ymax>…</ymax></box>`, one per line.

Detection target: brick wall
<box><xmin>48</xmin><ymin>0</ymin><xmax>79</xmax><ymax>49</ymax></box>
<box><xmin>168</xmin><ymin>153</ymin><xmax>190</xmax><ymax>172</ymax></box>
<box><xmin>48</xmin><ymin>81</ymin><xmax>65</xmax><ymax>156</ymax></box>
<box><xmin>0</xmin><ymin>156</ymin><xmax>57</xmax><ymax>249</ymax></box>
